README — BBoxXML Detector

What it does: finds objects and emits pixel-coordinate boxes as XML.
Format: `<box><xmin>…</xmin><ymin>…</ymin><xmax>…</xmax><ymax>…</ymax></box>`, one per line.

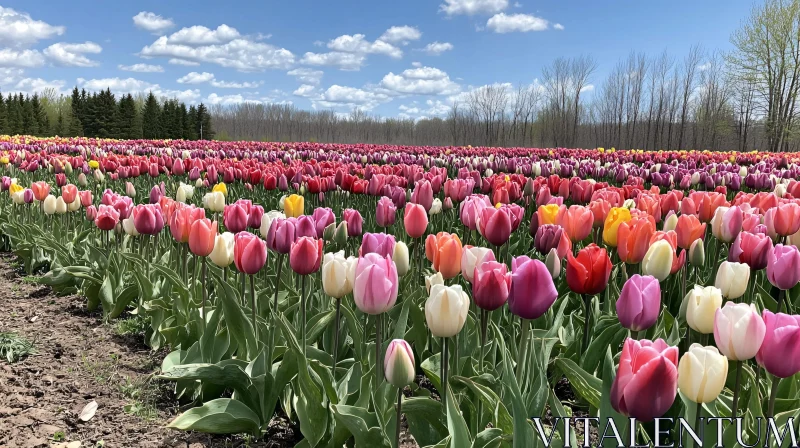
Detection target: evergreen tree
<box><xmin>141</xmin><ymin>92</ymin><xmax>161</xmax><ymax>139</ymax></box>
<box><xmin>21</xmin><ymin>96</ymin><xmax>38</xmax><ymax>136</ymax></box>
<box><xmin>196</xmin><ymin>103</ymin><xmax>213</xmax><ymax>140</ymax></box>
<box><xmin>69</xmin><ymin>87</ymin><xmax>83</xmax><ymax>136</ymax></box>
<box><xmin>7</xmin><ymin>94</ymin><xmax>21</xmax><ymax>135</ymax></box>
<box><xmin>178</xmin><ymin>103</ymin><xmax>189</xmax><ymax>139</ymax></box>
<box><xmin>0</xmin><ymin>92</ymin><xmax>7</xmax><ymax>135</ymax></box>
<box><xmin>186</xmin><ymin>105</ymin><xmax>198</xmax><ymax>140</ymax></box>
<box><xmin>31</xmin><ymin>95</ymin><xmax>48</xmax><ymax>136</ymax></box>
<box><xmin>116</xmin><ymin>94</ymin><xmax>141</xmax><ymax>139</ymax></box>
<box><xmin>93</xmin><ymin>88</ymin><xmax>117</xmax><ymax>138</ymax></box>
<box><xmin>54</xmin><ymin>111</ymin><xmax>65</xmax><ymax>136</ymax></box>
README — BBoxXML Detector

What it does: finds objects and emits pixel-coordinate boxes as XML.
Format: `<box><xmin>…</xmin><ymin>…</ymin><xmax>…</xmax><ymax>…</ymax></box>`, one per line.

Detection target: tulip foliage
<box><xmin>0</xmin><ymin>137</ymin><xmax>800</xmax><ymax>446</ymax></box>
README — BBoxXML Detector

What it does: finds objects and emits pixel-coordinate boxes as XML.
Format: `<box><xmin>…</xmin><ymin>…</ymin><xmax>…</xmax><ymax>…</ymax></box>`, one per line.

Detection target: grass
<box><xmin>0</xmin><ymin>332</ymin><xmax>36</xmax><ymax>363</ymax></box>
<box><xmin>81</xmin><ymin>353</ymin><xmax>121</xmax><ymax>383</ymax></box>
<box><xmin>113</xmin><ymin>315</ymin><xmax>149</xmax><ymax>337</ymax></box>
<box><xmin>119</xmin><ymin>375</ymin><xmax>160</xmax><ymax>420</ymax></box>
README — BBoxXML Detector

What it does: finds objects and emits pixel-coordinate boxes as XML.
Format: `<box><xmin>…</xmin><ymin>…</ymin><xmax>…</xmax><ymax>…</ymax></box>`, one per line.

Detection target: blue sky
<box><xmin>0</xmin><ymin>0</ymin><xmax>754</xmax><ymax>118</ymax></box>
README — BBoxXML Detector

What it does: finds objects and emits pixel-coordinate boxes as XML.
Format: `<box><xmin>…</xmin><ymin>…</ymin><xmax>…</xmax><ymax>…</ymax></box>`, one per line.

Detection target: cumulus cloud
<box><xmin>419</xmin><ymin>42</ymin><xmax>453</xmax><ymax>56</ymax></box>
<box><xmin>140</xmin><ymin>24</ymin><xmax>295</xmax><ymax>71</ymax></box>
<box><xmin>380</xmin><ymin>66</ymin><xmax>460</xmax><ymax>95</ymax></box>
<box><xmin>287</xmin><ymin>68</ymin><xmax>323</xmax><ymax>85</ymax></box>
<box><xmin>77</xmin><ymin>76</ymin><xmax>201</xmax><ymax>103</ymax></box>
<box><xmin>486</xmin><ymin>13</ymin><xmax>550</xmax><ymax>33</ymax></box>
<box><xmin>379</xmin><ymin>26</ymin><xmax>422</xmax><ymax>45</ymax></box>
<box><xmin>168</xmin><ymin>58</ymin><xmax>199</xmax><ymax>66</ymax></box>
<box><xmin>177</xmin><ymin>71</ymin><xmax>215</xmax><ymax>84</ymax></box>
<box><xmin>118</xmin><ymin>63</ymin><xmax>164</xmax><ymax>73</ymax></box>
<box><xmin>293</xmin><ymin>84</ymin><xmax>317</xmax><ymax>97</ymax></box>
<box><xmin>553</xmin><ymin>23</ymin><xmax>564</xmax><ymax>30</ymax></box>
<box><xmin>133</xmin><ymin>11</ymin><xmax>175</xmax><ymax>35</ymax></box>
<box><xmin>176</xmin><ymin>71</ymin><xmax>260</xmax><ymax>88</ymax></box>
<box><xmin>307</xmin><ymin>84</ymin><xmax>392</xmax><ymax>110</ymax></box>
<box><xmin>300</xmin><ymin>51</ymin><xmax>365</xmax><ymax>71</ymax></box>
<box><xmin>14</xmin><ymin>77</ymin><xmax>66</xmax><ymax>95</ymax></box>
<box><xmin>43</xmin><ymin>42</ymin><xmax>102</xmax><ymax>67</ymax></box>
<box><xmin>439</xmin><ymin>0</ymin><xmax>508</xmax><ymax>16</ymax></box>
<box><xmin>327</xmin><ymin>34</ymin><xmax>402</xmax><ymax>59</ymax></box>
<box><xmin>0</xmin><ymin>49</ymin><xmax>45</xmax><ymax>68</ymax></box>
<box><xmin>0</xmin><ymin>6</ymin><xmax>64</xmax><ymax>47</ymax></box>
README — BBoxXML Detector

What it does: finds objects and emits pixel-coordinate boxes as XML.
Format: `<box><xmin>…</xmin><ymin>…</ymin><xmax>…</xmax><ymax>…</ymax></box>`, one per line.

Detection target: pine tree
<box><xmin>196</xmin><ymin>103</ymin><xmax>213</xmax><ymax>140</ymax></box>
<box><xmin>54</xmin><ymin>112</ymin><xmax>65</xmax><ymax>136</ymax></box>
<box><xmin>7</xmin><ymin>94</ymin><xmax>21</xmax><ymax>135</ymax></box>
<box><xmin>93</xmin><ymin>88</ymin><xmax>117</xmax><ymax>138</ymax></box>
<box><xmin>141</xmin><ymin>92</ymin><xmax>161</xmax><ymax>139</ymax></box>
<box><xmin>69</xmin><ymin>87</ymin><xmax>83</xmax><ymax>136</ymax></box>
<box><xmin>116</xmin><ymin>94</ymin><xmax>141</xmax><ymax>139</ymax></box>
<box><xmin>31</xmin><ymin>95</ymin><xmax>48</xmax><ymax>136</ymax></box>
<box><xmin>186</xmin><ymin>105</ymin><xmax>198</xmax><ymax>140</ymax></box>
<box><xmin>178</xmin><ymin>103</ymin><xmax>189</xmax><ymax>139</ymax></box>
<box><xmin>21</xmin><ymin>96</ymin><xmax>38</xmax><ymax>136</ymax></box>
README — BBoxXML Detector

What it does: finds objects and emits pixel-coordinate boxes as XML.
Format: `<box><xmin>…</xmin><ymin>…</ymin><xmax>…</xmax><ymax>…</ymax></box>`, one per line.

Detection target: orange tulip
<box><xmin>675</xmin><ymin>214</ymin><xmax>706</xmax><ymax>250</ymax></box>
<box><xmin>617</xmin><ymin>216</ymin><xmax>656</xmax><ymax>264</ymax></box>
<box><xmin>425</xmin><ymin>232</ymin><xmax>463</xmax><ymax>279</ymax></box>
<box><xmin>31</xmin><ymin>181</ymin><xmax>50</xmax><ymax>201</ymax></box>
<box><xmin>588</xmin><ymin>200</ymin><xmax>611</xmax><ymax>228</ymax></box>
<box><xmin>694</xmin><ymin>192</ymin><xmax>728</xmax><ymax>223</ymax></box>
<box><xmin>558</xmin><ymin>205</ymin><xmax>594</xmax><ymax>243</ymax></box>
<box><xmin>636</xmin><ymin>194</ymin><xmax>662</xmax><ymax>223</ymax></box>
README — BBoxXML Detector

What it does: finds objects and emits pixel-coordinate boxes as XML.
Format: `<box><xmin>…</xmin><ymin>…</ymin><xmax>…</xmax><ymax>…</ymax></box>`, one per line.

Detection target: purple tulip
<box><xmin>508</xmin><ymin>256</ymin><xmax>558</xmax><ymax>320</ymax></box>
<box><xmin>617</xmin><ymin>275</ymin><xmax>661</xmax><ymax>332</ymax></box>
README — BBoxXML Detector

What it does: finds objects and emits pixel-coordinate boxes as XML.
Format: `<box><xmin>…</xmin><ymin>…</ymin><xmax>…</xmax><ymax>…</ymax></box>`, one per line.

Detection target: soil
<box><xmin>0</xmin><ymin>254</ymin><xmax>301</xmax><ymax>448</ymax></box>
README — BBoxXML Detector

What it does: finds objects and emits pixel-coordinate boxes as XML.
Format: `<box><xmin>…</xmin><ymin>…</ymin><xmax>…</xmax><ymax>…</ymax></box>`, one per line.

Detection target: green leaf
<box><xmin>167</xmin><ymin>398</ymin><xmax>260</xmax><ymax>435</ymax></box>
<box><xmin>331</xmin><ymin>405</ymin><xmax>391</xmax><ymax>448</ymax></box>
<box><xmin>451</xmin><ymin>375</ymin><xmax>513</xmax><ymax>434</ymax></box>
<box><xmin>678</xmin><ymin>392</ymin><xmax>720</xmax><ymax>448</ymax></box>
<box><xmin>446</xmin><ymin>386</ymin><xmax>471</xmax><ymax>448</ymax></box>
<box><xmin>554</xmin><ymin>358</ymin><xmax>601</xmax><ymax>409</ymax></box>
<box><xmin>598</xmin><ymin>346</ymin><xmax>627</xmax><ymax>448</ymax></box>
<box><xmin>402</xmin><ymin>397</ymin><xmax>449</xmax><ymax>447</ymax></box>
<box><xmin>581</xmin><ymin>324</ymin><xmax>625</xmax><ymax>375</ymax></box>
<box><xmin>471</xmin><ymin>428</ymin><xmax>506</xmax><ymax>448</ymax></box>
<box><xmin>497</xmin><ymin>333</ymin><xmax>537</xmax><ymax>448</ymax></box>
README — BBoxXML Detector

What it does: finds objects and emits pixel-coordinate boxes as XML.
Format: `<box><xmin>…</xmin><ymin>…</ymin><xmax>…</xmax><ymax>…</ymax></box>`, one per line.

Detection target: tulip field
<box><xmin>2</xmin><ymin>136</ymin><xmax>800</xmax><ymax>447</ymax></box>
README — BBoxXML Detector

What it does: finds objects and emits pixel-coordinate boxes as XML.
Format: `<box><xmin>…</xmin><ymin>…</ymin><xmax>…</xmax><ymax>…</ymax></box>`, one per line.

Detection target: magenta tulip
<box><xmin>508</xmin><ymin>256</ymin><xmax>557</xmax><ymax>320</ymax></box>
<box><xmin>616</xmin><ymin>274</ymin><xmax>661</xmax><ymax>332</ymax></box>
<box><xmin>610</xmin><ymin>338</ymin><xmax>678</xmax><ymax>422</ymax></box>
<box><xmin>767</xmin><ymin>244</ymin><xmax>800</xmax><ymax>290</ymax></box>
<box><xmin>472</xmin><ymin>260</ymin><xmax>512</xmax><ymax>311</ymax></box>
<box><xmin>361</xmin><ymin>233</ymin><xmax>396</xmax><ymax>258</ymax></box>
<box><xmin>756</xmin><ymin>311</ymin><xmax>800</xmax><ymax>378</ymax></box>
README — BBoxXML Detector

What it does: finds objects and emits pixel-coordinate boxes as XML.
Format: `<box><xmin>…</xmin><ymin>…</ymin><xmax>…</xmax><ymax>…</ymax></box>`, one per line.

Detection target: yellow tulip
<box><xmin>284</xmin><ymin>194</ymin><xmax>305</xmax><ymax>218</ymax></box>
<box><xmin>8</xmin><ymin>183</ymin><xmax>23</xmax><ymax>196</ymax></box>
<box><xmin>88</xmin><ymin>160</ymin><xmax>99</xmax><ymax>169</ymax></box>
<box><xmin>212</xmin><ymin>182</ymin><xmax>228</xmax><ymax>197</ymax></box>
<box><xmin>603</xmin><ymin>207</ymin><xmax>632</xmax><ymax>247</ymax></box>
<box><xmin>538</xmin><ymin>204</ymin><xmax>561</xmax><ymax>226</ymax></box>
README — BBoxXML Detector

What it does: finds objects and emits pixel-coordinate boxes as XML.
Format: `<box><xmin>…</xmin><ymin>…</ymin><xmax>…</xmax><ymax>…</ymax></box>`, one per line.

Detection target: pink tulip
<box><xmin>234</xmin><ymin>231</ymin><xmax>267</xmax><ymax>275</ymax></box>
<box><xmin>132</xmin><ymin>204</ymin><xmax>165</xmax><ymax>235</ymax></box>
<box><xmin>267</xmin><ymin>218</ymin><xmax>296</xmax><ymax>254</ymax></box>
<box><xmin>353</xmin><ymin>253</ymin><xmax>399</xmax><ymax>315</ymax></box>
<box><xmin>343</xmin><ymin>208</ymin><xmax>363</xmax><ymax>237</ymax></box>
<box><xmin>290</xmin><ymin>236</ymin><xmax>323</xmax><ymax>275</ymax></box>
<box><xmin>478</xmin><ymin>206</ymin><xmax>512</xmax><ymax>247</ymax></box>
<box><xmin>756</xmin><ymin>311</ymin><xmax>800</xmax><ymax>378</ymax></box>
<box><xmin>360</xmin><ymin>233</ymin><xmax>396</xmax><ymax>258</ymax></box>
<box><xmin>767</xmin><ymin>244</ymin><xmax>800</xmax><ymax>290</ymax></box>
<box><xmin>508</xmin><ymin>256</ymin><xmax>557</xmax><ymax>320</ymax></box>
<box><xmin>714</xmin><ymin>302</ymin><xmax>765</xmax><ymax>361</ymax></box>
<box><xmin>472</xmin><ymin>260</ymin><xmax>512</xmax><ymax>311</ymax></box>
<box><xmin>404</xmin><ymin>204</ymin><xmax>428</xmax><ymax>239</ymax></box>
<box><xmin>616</xmin><ymin>275</ymin><xmax>661</xmax><ymax>332</ymax></box>
<box><xmin>610</xmin><ymin>338</ymin><xmax>678</xmax><ymax>422</ymax></box>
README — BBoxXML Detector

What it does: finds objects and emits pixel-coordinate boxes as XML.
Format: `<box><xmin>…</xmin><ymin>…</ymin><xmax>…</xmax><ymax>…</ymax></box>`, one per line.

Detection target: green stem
<box><xmin>582</xmin><ymin>294</ymin><xmax>591</xmax><ymax>352</ymax></box>
<box><xmin>333</xmin><ymin>297</ymin><xmax>342</xmax><ymax>374</ymax></box>
<box><xmin>301</xmin><ymin>274</ymin><xmax>307</xmax><ymax>357</ymax></box>
<box><xmin>479</xmin><ymin>308</ymin><xmax>488</xmax><ymax>372</ymax></box>
<box><xmin>249</xmin><ymin>274</ymin><xmax>256</xmax><ymax>339</ymax></box>
<box><xmin>767</xmin><ymin>375</ymin><xmax>780</xmax><ymax>418</ymax></box>
<box><xmin>442</xmin><ymin>337</ymin><xmax>449</xmax><ymax>410</ymax></box>
<box><xmin>375</xmin><ymin>313</ymin><xmax>382</xmax><ymax>387</ymax></box>
<box><xmin>201</xmin><ymin>257</ymin><xmax>207</xmax><ymax>332</ymax></box>
<box><xmin>731</xmin><ymin>360</ymin><xmax>742</xmax><ymax>418</ymax></box>
<box><xmin>515</xmin><ymin>318</ymin><xmax>529</xmax><ymax>384</ymax></box>
<box><xmin>695</xmin><ymin>400</ymin><xmax>702</xmax><ymax>438</ymax></box>
<box><xmin>777</xmin><ymin>288</ymin><xmax>786</xmax><ymax>314</ymax></box>
<box><xmin>394</xmin><ymin>388</ymin><xmax>403</xmax><ymax>448</ymax></box>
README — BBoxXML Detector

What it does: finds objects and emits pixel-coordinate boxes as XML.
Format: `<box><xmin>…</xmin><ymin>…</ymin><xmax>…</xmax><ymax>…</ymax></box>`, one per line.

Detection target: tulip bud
<box><xmin>334</xmin><ymin>221</ymin><xmax>348</xmax><ymax>246</ymax></box>
<box><xmin>323</xmin><ymin>222</ymin><xmax>336</xmax><ymax>242</ymax></box>
<box><xmin>688</xmin><ymin>239</ymin><xmax>705</xmax><ymax>267</ymax></box>
<box><xmin>641</xmin><ymin>239</ymin><xmax>673</xmax><ymax>282</ymax></box>
<box><xmin>353</xmin><ymin>253</ymin><xmax>399</xmax><ymax>315</ymax></box>
<box><xmin>714</xmin><ymin>261</ymin><xmax>750</xmax><ymax>299</ymax></box>
<box><xmin>55</xmin><ymin>197</ymin><xmax>68</xmax><ymax>214</ymax></box>
<box><xmin>678</xmin><ymin>344</ymin><xmax>728</xmax><ymax>404</ymax></box>
<box><xmin>77</xmin><ymin>172</ymin><xmax>88</xmax><ymax>187</ymax></box>
<box><xmin>685</xmin><ymin>285</ymin><xmax>723</xmax><ymax>334</ymax></box>
<box><xmin>43</xmin><ymin>194</ymin><xmax>57</xmax><ymax>215</ymax></box>
<box><xmin>662</xmin><ymin>212</ymin><xmax>678</xmax><ymax>232</ymax></box>
<box><xmin>713</xmin><ymin>302</ymin><xmax>765</xmax><ymax>361</ymax></box>
<box><xmin>384</xmin><ymin>339</ymin><xmax>415</xmax><ymax>388</ymax></box>
<box><xmin>321</xmin><ymin>251</ymin><xmax>356</xmax><ymax>299</ymax></box>
<box><xmin>393</xmin><ymin>242</ymin><xmax>410</xmax><ymax>276</ymax></box>
<box><xmin>622</xmin><ymin>199</ymin><xmax>635</xmax><ymax>210</ymax></box>
<box><xmin>430</xmin><ymin>198</ymin><xmax>442</xmax><ymax>215</ymax></box>
<box><xmin>122</xmin><ymin>218</ymin><xmax>139</xmax><ymax>237</ymax></box>
<box><xmin>425</xmin><ymin>284</ymin><xmax>470</xmax><ymax>338</ymax></box>
<box><xmin>545</xmin><ymin>248</ymin><xmax>561</xmax><ymax>279</ymax></box>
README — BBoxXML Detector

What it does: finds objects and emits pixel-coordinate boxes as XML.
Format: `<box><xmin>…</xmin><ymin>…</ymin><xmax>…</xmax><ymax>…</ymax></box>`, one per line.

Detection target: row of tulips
<box><xmin>0</xmin><ymin>138</ymin><xmax>799</xmax><ymax>448</ymax></box>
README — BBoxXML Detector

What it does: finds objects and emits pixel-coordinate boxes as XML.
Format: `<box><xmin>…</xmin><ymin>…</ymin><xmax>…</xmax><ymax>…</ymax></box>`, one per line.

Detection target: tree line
<box><xmin>212</xmin><ymin>0</ymin><xmax>800</xmax><ymax>152</ymax></box>
<box><xmin>0</xmin><ymin>87</ymin><xmax>213</xmax><ymax>140</ymax></box>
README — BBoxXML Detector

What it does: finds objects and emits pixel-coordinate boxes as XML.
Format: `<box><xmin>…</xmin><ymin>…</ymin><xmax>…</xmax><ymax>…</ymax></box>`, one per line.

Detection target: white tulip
<box><xmin>393</xmin><ymin>242</ymin><xmax>410</xmax><ymax>276</ymax></box>
<box><xmin>425</xmin><ymin>284</ymin><xmax>470</xmax><ymax>338</ymax></box>
<box><xmin>42</xmin><ymin>195</ymin><xmax>57</xmax><ymax>215</ymax></box>
<box><xmin>685</xmin><ymin>285</ymin><xmax>723</xmax><ymax>334</ymax></box>
<box><xmin>122</xmin><ymin>218</ymin><xmax>139</xmax><ymax>237</ymax></box>
<box><xmin>203</xmin><ymin>191</ymin><xmax>226</xmax><ymax>213</ymax></box>
<box><xmin>678</xmin><ymin>344</ymin><xmax>728</xmax><ymax>404</ymax></box>
<box><xmin>209</xmin><ymin>232</ymin><xmax>235</xmax><ymax>268</ymax></box>
<box><xmin>321</xmin><ymin>251</ymin><xmax>357</xmax><ymax>299</ymax></box>
<box><xmin>714</xmin><ymin>261</ymin><xmax>750</xmax><ymax>299</ymax></box>
<box><xmin>260</xmin><ymin>210</ymin><xmax>285</xmax><ymax>238</ymax></box>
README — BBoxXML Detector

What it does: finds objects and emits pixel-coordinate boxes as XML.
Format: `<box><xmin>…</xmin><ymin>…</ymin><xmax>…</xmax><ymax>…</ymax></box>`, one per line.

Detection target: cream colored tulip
<box><xmin>55</xmin><ymin>197</ymin><xmax>67</xmax><ymax>214</ymax></box>
<box><xmin>203</xmin><ymin>191</ymin><xmax>225</xmax><ymax>213</ymax></box>
<box><xmin>11</xmin><ymin>191</ymin><xmax>24</xmax><ymax>205</ymax></box>
<box><xmin>122</xmin><ymin>218</ymin><xmax>139</xmax><ymax>237</ymax></box>
<box><xmin>545</xmin><ymin>248</ymin><xmax>561</xmax><ymax>280</ymax></box>
<box><xmin>641</xmin><ymin>239</ymin><xmax>673</xmax><ymax>282</ymax></box>
<box><xmin>663</xmin><ymin>213</ymin><xmax>678</xmax><ymax>232</ymax></box>
<box><xmin>260</xmin><ymin>210</ymin><xmax>285</xmax><ymax>238</ymax></box>
<box><xmin>686</xmin><ymin>285</ymin><xmax>723</xmax><ymax>334</ymax></box>
<box><xmin>678</xmin><ymin>344</ymin><xmax>728</xmax><ymax>403</ymax></box>
<box><xmin>68</xmin><ymin>197</ymin><xmax>81</xmax><ymax>212</ymax></box>
<box><xmin>393</xmin><ymin>242</ymin><xmax>409</xmax><ymax>276</ymax></box>
<box><xmin>425</xmin><ymin>284</ymin><xmax>470</xmax><ymax>338</ymax></box>
<box><xmin>176</xmin><ymin>182</ymin><xmax>194</xmax><ymax>203</ymax></box>
<box><xmin>430</xmin><ymin>198</ymin><xmax>442</xmax><ymax>215</ymax></box>
<box><xmin>425</xmin><ymin>272</ymin><xmax>444</xmax><ymax>294</ymax></box>
<box><xmin>93</xmin><ymin>169</ymin><xmax>105</xmax><ymax>183</ymax></box>
<box><xmin>460</xmin><ymin>246</ymin><xmax>495</xmax><ymax>283</ymax></box>
<box><xmin>209</xmin><ymin>232</ymin><xmax>235</xmax><ymax>268</ymax></box>
<box><xmin>714</xmin><ymin>261</ymin><xmax>750</xmax><ymax>299</ymax></box>
<box><xmin>321</xmin><ymin>251</ymin><xmax>356</xmax><ymax>299</ymax></box>
<box><xmin>42</xmin><ymin>195</ymin><xmax>57</xmax><ymax>215</ymax></box>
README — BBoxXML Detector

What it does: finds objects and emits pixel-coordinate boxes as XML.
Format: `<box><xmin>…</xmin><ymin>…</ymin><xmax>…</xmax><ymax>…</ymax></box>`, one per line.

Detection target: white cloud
<box><xmin>697</xmin><ymin>62</ymin><xmax>711</xmax><ymax>71</ymax></box>
<box><xmin>300</xmin><ymin>51</ymin><xmax>365</xmax><ymax>71</ymax></box>
<box><xmin>168</xmin><ymin>58</ymin><xmax>199</xmax><ymax>66</ymax></box>
<box><xmin>118</xmin><ymin>63</ymin><xmax>164</xmax><ymax>73</ymax></box>
<box><xmin>486</xmin><ymin>13</ymin><xmax>550</xmax><ymax>33</ymax></box>
<box><xmin>166</xmin><ymin>25</ymin><xmax>240</xmax><ymax>46</ymax></box>
<box><xmin>580</xmin><ymin>84</ymin><xmax>595</xmax><ymax>93</ymax></box>
<box><xmin>141</xmin><ymin>31</ymin><xmax>295</xmax><ymax>71</ymax></box>
<box><xmin>439</xmin><ymin>0</ymin><xmax>508</xmax><ymax>16</ymax></box>
<box><xmin>0</xmin><ymin>6</ymin><xmax>64</xmax><ymax>47</ymax></box>
<box><xmin>398</xmin><ymin>99</ymin><xmax>451</xmax><ymax>119</ymax></box>
<box><xmin>14</xmin><ymin>77</ymin><xmax>66</xmax><ymax>95</ymax></box>
<box><xmin>206</xmin><ymin>93</ymin><xmax>252</xmax><ymax>106</ymax></box>
<box><xmin>379</xmin><ymin>26</ymin><xmax>422</xmax><ymax>45</ymax></box>
<box><xmin>133</xmin><ymin>12</ymin><xmax>175</xmax><ymax>35</ymax></box>
<box><xmin>553</xmin><ymin>23</ymin><xmax>564</xmax><ymax>30</ymax></box>
<box><xmin>176</xmin><ymin>71</ymin><xmax>260</xmax><ymax>88</ymax></box>
<box><xmin>327</xmin><ymin>34</ymin><xmax>402</xmax><ymax>59</ymax></box>
<box><xmin>380</xmin><ymin>66</ymin><xmax>461</xmax><ymax>95</ymax></box>
<box><xmin>411</xmin><ymin>61</ymin><xmax>422</xmax><ymax>68</ymax></box>
<box><xmin>43</xmin><ymin>41</ymin><xmax>102</xmax><ymax>67</ymax></box>
<box><xmin>293</xmin><ymin>84</ymin><xmax>317</xmax><ymax>97</ymax></box>
<box><xmin>420</xmin><ymin>42</ymin><xmax>453</xmax><ymax>56</ymax></box>
<box><xmin>77</xmin><ymin>76</ymin><xmax>201</xmax><ymax>103</ymax></box>
<box><xmin>0</xmin><ymin>49</ymin><xmax>45</xmax><ymax>68</ymax></box>
<box><xmin>287</xmin><ymin>68</ymin><xmax>323</xmax><ymax>85</ymax></box>
<box><xmin>177</xmin><ymin>71</ymin><xmax>215</xmax><ymax>84</ymax></box>
<box><xmin>314</xmin><ymin>85</ymin><xmax>391</xmax><ymax>110</ymax></box>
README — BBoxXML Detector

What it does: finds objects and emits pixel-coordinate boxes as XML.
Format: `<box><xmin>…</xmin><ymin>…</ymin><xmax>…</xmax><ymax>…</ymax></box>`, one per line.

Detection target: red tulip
<box><xmin>566</xmin><ymin>244</ymin><xmax>612</xmax><ymax>295</ymax></box>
